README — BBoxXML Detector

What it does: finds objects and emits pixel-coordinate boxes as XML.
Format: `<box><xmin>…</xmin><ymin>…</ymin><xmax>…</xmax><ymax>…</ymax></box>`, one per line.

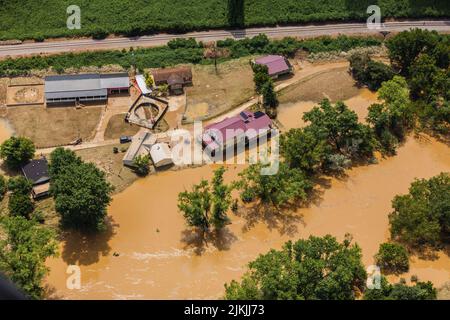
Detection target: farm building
<box><xmin>201</xmin><ymin>110</ymin><xmax>273</xmax><ymax>156</ymax></box>
<box><xmin>122</xmin><ymin>131</ymin><xmax>156</xmax><ymax>167</ymax></box>
<box><xmin>44</xmin><ymin>73</ymin><xmax>130</xmax><ymax>105</ymax></box>
<box><xmin>150</xmin><ymin>143</ymin><xmax>173</xmax><ymax>168</ymax></box>
<box><xmin>254</xmin><ymin>55</ymin><xmax>293</xmax><ymax>78</ymax></box>
<box><xmin>21</xmin><ymin>158</ymin><xmax>51</xmax><ymax>199</ymax></box>
<box><xmin>151</xmin><ymin>67</ymin><xmax>192</xmax><ymax>95</ymax></box>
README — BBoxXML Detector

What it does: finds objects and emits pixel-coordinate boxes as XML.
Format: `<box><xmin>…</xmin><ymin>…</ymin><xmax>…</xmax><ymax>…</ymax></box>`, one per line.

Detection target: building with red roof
<box><xmin>254</xmin><ymin>55</ymin><xmax>293</xmax><ymax>78</ymax></box>
<box><xmin>201</xmin><ymin>110</ymin><xmax>272</xmax><ymax>155</ymax></box>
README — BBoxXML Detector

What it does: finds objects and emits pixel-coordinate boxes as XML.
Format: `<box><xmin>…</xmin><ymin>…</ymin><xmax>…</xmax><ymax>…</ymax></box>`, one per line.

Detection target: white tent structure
<box><xmin>150</xmin><ymin>143</ymin><xmax>173</xmax><ymax>168</ymax></box>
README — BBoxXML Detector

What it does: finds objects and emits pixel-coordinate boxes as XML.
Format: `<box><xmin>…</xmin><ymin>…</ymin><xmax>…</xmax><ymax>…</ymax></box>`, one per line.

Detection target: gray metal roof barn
<box><xmin>44</xmin><ymin>73</ymin><xmax>130</xmax><ymax>104</ymax></box>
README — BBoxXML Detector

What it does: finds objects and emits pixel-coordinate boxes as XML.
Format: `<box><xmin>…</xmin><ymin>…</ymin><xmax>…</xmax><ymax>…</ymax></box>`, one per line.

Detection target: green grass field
<box><xmin>0</xmin><ymin>0</ymin><xmax>449</xmax><ymax>40</ymax></box>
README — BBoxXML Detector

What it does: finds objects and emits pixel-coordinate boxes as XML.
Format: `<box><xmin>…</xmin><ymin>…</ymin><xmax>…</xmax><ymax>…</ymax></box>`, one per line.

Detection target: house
<box><xmin>122</xmin><ymin>131</ymin><xmax>156</xmax><ymax>167</ymax></box>
<box><xmin>201</xmin><ymin>110</ymin><xmax>272</xmax><ymax>156</ymax></box>
<box><xmin>151</xmin><ymin>67</ymin><xmax>192</xmax><ymax>95</ymax></box>
<box><xmin>45</xmin><ymin>73</ymin><xmax>130</xmax><ymax>105</ymax></box>
<box><xmin>21</xmin><ymin>158</ymin><xmax>50</xmax><ymax>199</ymax></box>
<box><xmin>150</xmin><ymin>143</ymin><xmax>173</xmax><ymax>168</ymax></box>
<box><xmin>254</xmin><ymin>55</ymin><xmax>292</xmax><ymax>78</ymax></box>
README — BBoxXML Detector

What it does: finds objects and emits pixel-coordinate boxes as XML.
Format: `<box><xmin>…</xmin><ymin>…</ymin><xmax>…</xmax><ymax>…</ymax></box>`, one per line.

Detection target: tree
<box><xmin>48</xmin><ymin>147</ymin><xmax>82</xmax><ymax>177</ymax></box>
<box><xmin>367</xmin><ymin>76</ymin><xmax>413</xmax><ymax>154</ymax></box>
<box><xmin>386</xmin><ymin>29</ymin><xmax>441</xmax><ymax>75</ymax></box>
<box><xmin>408</xmin><ymin>54</ymin><xmax>439</xmax><ymax>102</ymax></box>
<box><xmin>178</xmin><ymin>167</ymin><xmax>233</xmax><ymax>238</ymax></box>
<box><xmin>51</xmin><ymin>162</ymin><xmax>114</xmax><ymax>232</ymax></box>
<box><xmin>7</xmin><ymin>176</ymin><xmax>32</xmax><ymax>195</ymax></box>
<box><xmin>375</xmin><ymin>242</ymin><xmax>409</xmax><ymax>274</ymax></box>
<box><xmin>0</xmin><ymin>174</ymin><xmax>7</xmax><ymax>201</ymax></box>
<box><xmin>252</xmin><ymin>63</ymin><xmax>270</xmax><ymax>94</ymax></box>
<box><xmin>237</xmin><ymin>161</ymin><xmax>312</xmax><ymax>207</ymax></box>
<box><xmin>0</xmin><ymin>136</ymin><xmax>35</xmax><ymax>170</ymax></box>
<box><xmin>348</xmin><ymin>53</ymin><xmax>393</xmax><ymax>90</ymax></box>
<box><xmin>364</xmin><ymin>276</ymin><xmax>436</xmax><ymax>300</ymax></box>
<box><xmin>144</xmin><ymin>72</ymin><xmax>154</xmax><ymax>88</ymax></box>
<box><xmin>210</xmin><ymin>166</ymin><xmax>232</xmax><ymax>229</ymax></box>
<box><xmin>224</xmin><ymin>235</ymin><xmax>367</xmax><ymax>300</ymax></box>
<box><xmin>133</xmin><ymin>154</ymin><xmax>151</xmax><ymax>176</ymax></box>
<box><xmin>303</xmin><ymin>99</ymin><xmax>376</xmax><ymax>159</ymax></box>
<box><xmin>9</xmin><ymin>193</ymin><xmax>34</xmax><ymax>218</ymax></box>
<box><xmin>261</xmin><ymin>79</ymin><xmax>278</xmax><ymax>110</ymax></box>
<box><xmin>389</xmin><ymin>173</ymin><xmax>450</xmax><ymax>247</ymax></box>
<box><xmin>280</xmin><ymin>127</ymin><xmax>328</xmax><ymax>173</ymax></box>
<box><xmin>7</xmin><ymin>176</ymin><xmax>34</xmax><ymax>218</ymax></box>
<box><xmin>0</xmin><ymin>216</ymin><xmax>58</xmax><ymax>299</ymax></box>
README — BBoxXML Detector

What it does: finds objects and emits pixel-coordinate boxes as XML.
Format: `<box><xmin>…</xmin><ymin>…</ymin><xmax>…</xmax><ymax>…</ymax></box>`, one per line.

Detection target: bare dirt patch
<box><xmin>75</xmin><ymin>143</ymin><xmax>138</xmax><ymax>194</ymax></box>
<box><xmin>184</xmin><ymin>58</ymin><xmax>254</xmax><ymax>122</ymax></box>
<box><xmin>104</xmin><ymin>114</ymin><xmax>140</xmax><ymax>140</ymax></box>
<box><xmin>6</xmin><ymin>106</ymin><xmax>103</xmax><ymax>148</ymax></box>
<box><xmin>278</xmin><ymin>67</ymin><xmax>359</xmax><ymax>104</ymax></box>
<box><xmin>6</xmin><ymin>84</ymin><xmax>44</xmax><ymax>105</ymax></box>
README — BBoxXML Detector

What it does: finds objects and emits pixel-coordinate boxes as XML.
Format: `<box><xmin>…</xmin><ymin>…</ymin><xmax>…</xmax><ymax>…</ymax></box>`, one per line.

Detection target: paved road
<box><xmin>1</xmin><ymin>20</ymin><xmax>449</xmax><ymax>58</ymax></box>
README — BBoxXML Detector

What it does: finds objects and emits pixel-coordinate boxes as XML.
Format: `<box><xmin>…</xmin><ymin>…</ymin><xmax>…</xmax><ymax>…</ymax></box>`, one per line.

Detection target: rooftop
<box><xmin>254</xmin><ymin>55</ymin><xmax>290</xmax><ymax>76</ymax></box>
<box><xmin>45</xmin><ymin>73</ymin><xmax>130</xmax><ymax>100</ymax></box>
<box><xmin>22</xmin><ymin>158</ymin><xmax>50</xmax><ymax>185</ymax></box>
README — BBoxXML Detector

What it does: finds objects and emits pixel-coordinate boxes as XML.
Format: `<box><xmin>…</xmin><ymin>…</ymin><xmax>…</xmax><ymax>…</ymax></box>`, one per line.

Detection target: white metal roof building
<box><xmin>135</xmin><ymin>74</ymin><xmax>152</xmax><ymax>95</ymax></box>
<box><xmin>45</xmin><ymin>73</ymin><xmax>130</xmax><ymax>104</ymax></box>
<box><xmin>150</xmin><ymin>143</ymin><xmax>173</xmax><ymax>168</ymax></box>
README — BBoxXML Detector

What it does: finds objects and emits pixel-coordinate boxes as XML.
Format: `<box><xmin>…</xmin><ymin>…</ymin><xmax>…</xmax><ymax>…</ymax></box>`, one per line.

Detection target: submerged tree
<box><xmin>178</xmin><ymin>167</ymin><xmax>233</xmax><ymax>239</ymax></box>
<box><xmin>375</xmin><ymin>242</ymin><xmax>409</xmax><ymax>274</ymax></box>
<box><xmin>224</xmin><ymin>235</ymin><xmax>367</xmax><ymax>300</ymax></box>
<box><xmin>364</xmin><ymin>276</ymin><xmax>436</xmax><ymax>300</ymax></box>
<box><xmin>133</xmin><ymin>154</ymin><xmax>151</xmax><ymax>176</ymax></box>
<box><xmin>0</xmin><ymin>216</ymin><xmax>58</xmax><ymax>299</ymax></box>
<box><xmin>389</xmin><ymin>172</ymin><xmax>450</xmax><ymax>248</ymax></box>
<box><xmin>237</xmin><ymin>161</ymin><xmax>312</xmax><ymax>207</ymax></box>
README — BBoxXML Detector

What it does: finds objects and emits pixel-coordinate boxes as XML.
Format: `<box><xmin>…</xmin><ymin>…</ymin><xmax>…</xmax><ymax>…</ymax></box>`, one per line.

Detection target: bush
<box><xmin>348</xmin><ymin>52</ymin><xmax>394</xmax><ymax>90</ymax></box>
<box><xmin>375</xmin><ymin>243</ymin><xmax>409</xmax><ymax>274</ymax></box>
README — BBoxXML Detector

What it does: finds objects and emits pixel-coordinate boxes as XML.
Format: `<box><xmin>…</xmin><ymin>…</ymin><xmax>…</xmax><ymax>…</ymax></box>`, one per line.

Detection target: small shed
<box><xmin>135</xmin><ymin>74</ymin><xmax>152</xmax><ymax>95</ymax></box>
<box><xmin>150</xmin><ymin>143</ymin><xmax>173</xmax><ymax>168</ymax></box>
<box><xmin>151</xmin><ymin>67</ymin><xmax>192</xmax><ymax>95</ymax></box>
<box><xmin>21</xmin><ymin>158</ymin><xmax>51</xmax><ymax>198</ymax></box>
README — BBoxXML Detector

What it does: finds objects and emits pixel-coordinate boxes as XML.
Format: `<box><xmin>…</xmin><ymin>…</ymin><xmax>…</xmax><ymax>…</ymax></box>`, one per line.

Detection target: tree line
<box><xmin>0</xmin><ymin>0</ymin><xmax>448</xmax><ymax>41</ymax></box>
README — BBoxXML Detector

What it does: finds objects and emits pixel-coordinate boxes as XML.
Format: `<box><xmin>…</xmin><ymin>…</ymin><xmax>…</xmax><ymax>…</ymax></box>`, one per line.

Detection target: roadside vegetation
<box><xmin>0</xmin><ymin>0</ymin><xmax>448</xmax><ymax>41</ymax></box>
<box><xmin>0</xmin><ymin>35</ymin><xmax>382</xmax><ymax>77</ymax></box>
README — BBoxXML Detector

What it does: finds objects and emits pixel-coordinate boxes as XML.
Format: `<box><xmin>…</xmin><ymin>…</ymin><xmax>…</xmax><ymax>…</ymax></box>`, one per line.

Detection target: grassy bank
<box><xmin>0</xmin><ymin>0</ymin><xmax>448</xmax><ymax>41</ymax></box>
<box><xmin>0</xmin><ymin>35</ymin><xmax>382</xmax><ymax>76</ymax></box>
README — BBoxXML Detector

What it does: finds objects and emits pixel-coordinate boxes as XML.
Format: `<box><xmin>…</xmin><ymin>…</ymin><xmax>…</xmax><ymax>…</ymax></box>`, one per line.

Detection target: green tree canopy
<box><xmin>303</xmin><ymin>99</ymin><xmax>376</xmax><ymax>159</ymax></box>
<box><xmin>0</xmin><ymin>174</ymin><xmax>6</xmax><ymax>201</ymax></box>
<box><xmin>0</xmin><ymin>136</ymin><xmax>35</xmax><ymax>170</ymax></box>
<box><xmin>224</xmin><ymin>235</ymin><xmax>367</xmax><ymax>300</ymax></box>
<box><xmin>0</xmin><ymin>216</ymin><xmax>58</xmax><ymax>299</ymax></box>
<box><xmin>364</xmin><ymin>276</ymin><xmax>436</xmax><ymax>300</ymax></box>
<box><xmin>48</xmin><ymin>147</ymin><xmax>82</xmax><ymax>177</ymax></box>
<box><xmin>389</xmin><ymin>173</ymin><xmax>450</xmax><ymax>247</ymax></box>
<box><xmin>237</xmin><ymin>161</ymin><xmax>312</xmax><ymax>207</ymax></box>
<box><xmin>133</xmin><ymin>154</ymin><xmax>151</xmax><ymax>176</ymax></box>
<box><xmin>280</xmin><ymin>127</ymin><xmax>328</xmax><ymax>173</ymax></box>
<box><xmin>178</xmin><ymin>167</ymin><xmax>233</xmax><ymax>237</ymax></box>
<box><xmin>51</xmin><ymin>162</ymin><xmax>114</xmax><ymax>232</ymax></box>
<box><xmin>375</xmin><ymin>242</ymin><xmax>409</xmax><ymax>274</ymax></box>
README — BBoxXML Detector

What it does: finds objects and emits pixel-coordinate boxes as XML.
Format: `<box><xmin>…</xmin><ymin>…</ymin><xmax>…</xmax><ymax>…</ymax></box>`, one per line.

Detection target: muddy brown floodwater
<box><xmin>45</xmin><ymin>87</ymin><xmax>450</xmax><ymax>299</ymax></box>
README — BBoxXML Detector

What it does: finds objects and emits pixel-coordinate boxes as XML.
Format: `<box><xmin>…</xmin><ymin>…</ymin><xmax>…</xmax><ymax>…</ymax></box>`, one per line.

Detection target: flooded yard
<box><xmin>45</xmin><ymin>135</ymin><xmax>450</xmax><ymax>299</ymax></box>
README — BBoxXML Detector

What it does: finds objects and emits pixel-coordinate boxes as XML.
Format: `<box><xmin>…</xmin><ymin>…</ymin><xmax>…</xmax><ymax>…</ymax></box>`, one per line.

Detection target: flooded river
<box><xmin>45</xmin><ymin>88</ymin><xmax>450</xmax><ymax>299</ymax></box>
